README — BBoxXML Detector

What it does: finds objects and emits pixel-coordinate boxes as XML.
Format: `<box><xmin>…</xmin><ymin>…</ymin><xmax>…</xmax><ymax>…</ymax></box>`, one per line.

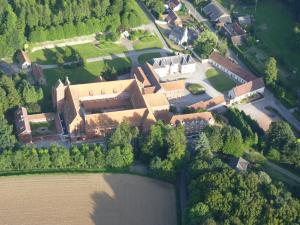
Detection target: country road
<box><xmin>264</xmin><ymin>160</ymin><xmax>300</xmax><ymax>184</ymax></box>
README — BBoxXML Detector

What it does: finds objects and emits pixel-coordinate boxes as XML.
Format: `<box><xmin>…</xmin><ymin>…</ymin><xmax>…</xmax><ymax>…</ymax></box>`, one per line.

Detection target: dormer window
<box><xmin>89</xmin><ymin>90</ymin><xmax>94</xmax><ymax>96</ymax></box>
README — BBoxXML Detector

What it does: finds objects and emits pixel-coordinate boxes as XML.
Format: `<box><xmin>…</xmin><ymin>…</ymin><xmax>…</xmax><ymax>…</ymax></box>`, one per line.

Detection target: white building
<box><xmin>18</xmin><ymin>50</ymin><xmax>31</xmax><ymax>69</ymax></box>
<box><xmin>151</xmin><ymin>54</ymin><xmax>196</xmax><ymax>78</ymax></box>
<box><xmin>169</xmin><ymin>0</ymin><xmax>182</xmax><ymax>12</ymax></box>
<box><xmin>228</xmin><ymin>78</ymin><xmax>265</xmax><ymax>104</ymax></box>
<box><xmin>169</xmin><ymin>27</ymin><xmax>188</xmax><ymax>45</ymax></box>
<box><xmin>209</xmin><ymin>51</ymin><xmax>257</xmax><ymax>83</ymax></box>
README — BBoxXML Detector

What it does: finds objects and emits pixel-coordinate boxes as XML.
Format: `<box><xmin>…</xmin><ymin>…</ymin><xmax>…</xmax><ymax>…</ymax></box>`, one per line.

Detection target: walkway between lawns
<box><xmin>41</xmin><ymin>48</ymin><xmax>171</xmax><ymax>69</ymax></box>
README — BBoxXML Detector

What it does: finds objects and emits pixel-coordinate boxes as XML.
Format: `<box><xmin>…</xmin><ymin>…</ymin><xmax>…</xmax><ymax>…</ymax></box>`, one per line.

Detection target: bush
<box><xmin>186</xmin><ymin>83</ymin><xmax>205</xmax><ymax>95</ymax></box>
<box><xmin>267</xmin><ymin>148</ymin><xmax>281</xmax><ymax>161</ymax></box>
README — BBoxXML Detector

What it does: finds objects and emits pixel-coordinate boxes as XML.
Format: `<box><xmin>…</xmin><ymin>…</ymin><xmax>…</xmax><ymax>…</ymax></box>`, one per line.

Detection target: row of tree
<box><xmin>0</xmin><ymin>0</ymin><xmax>147</xmax><ymax>58</ymax></box>
<box><xmin>265</xmin><ymin>121</ymin><xmax>300</xmax><ymax>168</ymax></box>
<box><xmin>225</xmin><ymin>108</ymin><xmax>264</xmax><ymax>147</ymax></box>
<box><xmin>140</xmin><ymin>121</ymin><xmax>187</xmax><ymax>181</ymax></box>
<box><xmin>0</xmin><ymin>121</ymin><xmax>188</xmax><ymax>181</ymax></box>
<box><xmin>186</xmin><ymin>136</ymin><xmax>300</xmax><ymax>225</ymax></box>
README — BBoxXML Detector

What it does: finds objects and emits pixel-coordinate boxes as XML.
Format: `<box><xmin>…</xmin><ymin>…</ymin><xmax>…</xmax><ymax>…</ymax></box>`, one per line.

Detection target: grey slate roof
<box><xmin>202</xmin><ymin>1</ymin><xmax>228</xmax><ymax>21</ymax></box>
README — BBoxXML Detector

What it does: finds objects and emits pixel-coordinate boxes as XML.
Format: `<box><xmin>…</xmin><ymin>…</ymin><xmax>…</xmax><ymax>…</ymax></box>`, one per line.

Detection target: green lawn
<box><xmin>133</xmin><ymin>35</ymin><xmax>164</xmax><ymax>50</ymax></box>
<box><xmin>41</xmin><ymin>57</ymin><xmax>132</xmax><ymax>112</ymax></box>
<box><xmin>205</xmin><ymin>68</ymin><xmax>236</xmax><ymax>93</ymax></box>
<box><xmin>30</xmin><ymin>121</ymin><xmax>56</xmax><ymax>137</ymax></box>
<box><xmin>255</xmin><ymin>0</ymin><xmax>299</xmax><ymax>72</ymax></box>
<box><xmin>29</xmin><ymin>42</ymin><xmax>127</xmax><ymax>65</ymax></box>
<box><xmin>137</xmin><ymin>52</ymin><xmax>161</xmax><ymax>64</ymax></box>
<box><xmin>186</xmin><ymin>83</ymin><xmax>205</xmax><ymax>95</ymax></box>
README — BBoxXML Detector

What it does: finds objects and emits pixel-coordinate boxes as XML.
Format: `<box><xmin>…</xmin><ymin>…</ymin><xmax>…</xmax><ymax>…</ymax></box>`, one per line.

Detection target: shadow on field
<box><xmin>89</xmin><ymin>174</ymin><xmax>177</xmax><ymax>225</ymax></box>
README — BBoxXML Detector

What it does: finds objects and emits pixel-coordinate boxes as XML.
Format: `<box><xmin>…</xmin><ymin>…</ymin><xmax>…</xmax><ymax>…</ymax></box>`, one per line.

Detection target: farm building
<box><xmin>169</xmin><ymin>27</ymin><xmax>188</xmax><ymax>45</ymax></box>
<box><xmin>151</xmin><ymin>54</ymin><xmax>196</xmax><ymax>77</ymax></box>
<box><xmin>17</xmin><ymin>50</ymin><xmax>31</xmax><ymax>69</ymax></box>
<box><xmin>228</xmin><ymin>78</ymin><xmax>265</xmax><ymax>104</ymax></box>
<box><xmin>202</xmin><ymin>1</ymin><xmax>231</xmax><ymax>23</ymax></box>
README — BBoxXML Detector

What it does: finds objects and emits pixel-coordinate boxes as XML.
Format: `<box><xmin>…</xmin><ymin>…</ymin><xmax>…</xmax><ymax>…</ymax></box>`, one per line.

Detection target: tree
<box><xmin>194</xmin><ymin>30</ymin><xmax>218</xmax><ymax>58</ymax></box>
<box><xmin>0</xmin><ymin>116</ymin><xmax>16</xmax><ymax>150</ymax></box>
<box><xmin>265</xmin><ymin>121</ymin><xmax>296</xmax><ymax>151</ymax></box>
<box><xmin>106</xmin><ymin>146</ymin><xmax>125</xmax><ymax>168</ymax></box>
<box><xmin>204</xmin><ymin>126</ymin><xmax>223</xmax><ymax>152</ymax></box>
<box><xmin>222</xmin><ymin>126</ymin><xmax>244</xmax><ymax>157</ymax></box>
<box><xmin>264</xmin><ymin>57</ymin><xmax>278</xmax><ymax>86</ymax></box>
<box><xmin>194</xmin><ymin>132</ymin><xmax>212</xmax><ymax>158</ymax></box>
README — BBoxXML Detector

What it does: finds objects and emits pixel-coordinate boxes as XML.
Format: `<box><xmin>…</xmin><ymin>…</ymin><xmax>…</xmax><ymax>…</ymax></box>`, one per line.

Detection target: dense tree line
<box><xmin>186</xmin><ymin>140</ymin><xmax>300</xmax><ymax>225</ymax></box>
<box><xmin>0</xmin><ymin>121</ymin><xmax>188</xmax><ymax>180</ymax></box>
<box><xmin>140</xmin><ymin>121</ymin><xmax>187</xmax><ymax>181</ymax></box>
<box><xmin>203</xmin><ymin>125</ymin><xmax>245</xmax><ymax>157</ymax></box>
<box><xmin>0</xmin><ymin>73</ymin><xmax>44</xmax><ymax>151</ymax></box>
<box><xmin>225</xmin><ymin>107</ymin><xmax>264</xmax><ymax>147</ymax></box>
<box><xmin>265</xmin><ymin>121</ymin><xmax>300</xmax><ymax>168</ymax></box>
<box><xmin>0</xmin><ymin>122</ymin><xmax>137</xmax><ymax>171</ymax></box>
<box><xmin>0</xmin><ymin>0</ymin><xmax>147</xmax><ymax>58</ymax></box>
<box><xmin>142</xmin><ymin>0</ymin><xmax>165</xmax><ymax>19</ymax></box>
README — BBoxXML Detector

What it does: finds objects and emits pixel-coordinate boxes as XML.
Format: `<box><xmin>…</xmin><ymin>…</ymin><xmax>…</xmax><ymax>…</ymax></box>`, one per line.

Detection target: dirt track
<box><xmin>0</xmin><ymin>174</ymin><xmax>177</xmax><ymax>225</ymax></box>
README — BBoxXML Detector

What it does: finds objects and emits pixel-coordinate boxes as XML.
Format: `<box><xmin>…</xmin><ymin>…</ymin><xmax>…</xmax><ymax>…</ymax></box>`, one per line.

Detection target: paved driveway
<box><xmin>236</xmin><ymin>98</ymin><xmax>280</xmax><ymax>131</ymax></box>
<box><xmin>169</xmin><ymin>62</ymin><xmax>222</xmax><ymax>107</ymax></box>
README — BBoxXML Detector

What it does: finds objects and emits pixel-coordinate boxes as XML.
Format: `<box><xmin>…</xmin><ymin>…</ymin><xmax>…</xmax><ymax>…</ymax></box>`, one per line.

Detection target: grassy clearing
<box><xmin>133</xmin><ymin>36</ymin><xmax>163</xmax><ymax>50</ymax></box>
<box><xmin>186</xmin><ymin>83</ymin><xmax>205</xmax><ymax>95</ymax></box>
<box><xmin>30</xmin><ymin>121</ymin><xmax>56</xmax><ymax>137</ymax></box>
<box><xmin>29</xmin><ymin>42</ymin><xmax>127</xmax><ymax>65</ymax></box>
<box><xmin>137</xmin><ymin>52</ymin><xmax>161</xmax><ymax>64</ymax></box>
<box><xmin>41</xmin><ymin>57</ymin><xmax>132</xmax><ymax>111</ymax></box>
<box><xmin>205</xmin><ymin>68</ymin><xmax>236</xmax><ymax>93</ymax></box>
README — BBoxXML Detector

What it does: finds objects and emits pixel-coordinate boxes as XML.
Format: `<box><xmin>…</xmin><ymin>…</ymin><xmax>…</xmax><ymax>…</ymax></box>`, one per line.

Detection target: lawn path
<box><xmin>41</xmin><ymin>48</ymin><xmax>171</xmax><ymax>69</ymax></box>
<box><xmin>31</xmin><ymin>34</ymin><xmax>97</xmax><ymax>52</ymax></box>
<box><xmin>264</xmin><ymin>160</ymin><xmax>300</xmax><ymax>184</ymax></box>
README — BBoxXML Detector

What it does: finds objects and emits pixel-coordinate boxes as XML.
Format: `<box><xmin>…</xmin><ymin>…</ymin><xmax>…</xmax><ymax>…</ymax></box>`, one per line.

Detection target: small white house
<box><xmin>169</xmin><ymin>27</ymin><xmax>188</xmax><ymax>45</ymax></box>
<box><xmin>151</xmin><ymin>54</ymin><xmax>196</xmax><ymax>78</ymax></box>
<box><xmin>169</xmin><ymin>0</ymin><xmax>182</xmax><ymax>12</ymax></box>
<box><xmin>18</xmin><ymin>50</ymin><xmax>31</xmax><ymax>69</ymax></box>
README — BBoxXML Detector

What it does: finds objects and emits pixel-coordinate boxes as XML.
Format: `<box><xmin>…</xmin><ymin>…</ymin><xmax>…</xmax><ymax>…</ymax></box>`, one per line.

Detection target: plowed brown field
<box><xmin>0</xmin><ymin>174</ymin><xmax>177</xmax><ymax>225</ymax></box>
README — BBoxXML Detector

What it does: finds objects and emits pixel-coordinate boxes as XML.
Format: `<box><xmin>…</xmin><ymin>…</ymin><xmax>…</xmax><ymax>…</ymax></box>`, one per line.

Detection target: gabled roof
<box><xmin>202</xmin><ymin>1</ymin><xmax>228</xmax><ymax>21</ymax></box>
<box><xmin>232</xmin><ymin>77</ymin><xmax>265</xmax><ymax>97</ymax></box>
<box><xmin>238</xmin><ymin>15</ymin><xmax>252</xmax><ymax>25</ymax></box>
<box><xmin>169</xmin><ymin>0</ymin><xmax>181</xmax><ymax>9</ymax></box>
<box><xmin>189</xmin><ymin>95</ymin><xmax>226</xmax><ymax>110</ymax></box>
<box><xmin>229</xmin><ymin>157</ymin><xmax>249</xmax><ymax>171</ymax></box>
<box><xmin>18</xmin><ymin>50</ymin><xmax>31</xmax><ymax>64</ymax></box>
<box><xmin>15</xmin><ymin>107</ymin><xmax>31</xmax><ymax>135</ymax></box>
<box><xmin>169</xmin><ymin>27</ymin><xmax>186</xmax><ymax>42</ymax></box>
<box><xmin>169</xmin><ymin>112</ymin><xmax>214</xmax><ymax>125</ymax></box>
<box><xmin>160</xmin><ymin>80</ymin><xmax>185</xmax><ymax>91</ymax></box>
<box><xmin>133</xmin><ymin>66</ymin><xmax>152</xmax><ymax>87</ymax></box>
<box><xmin>209</xmin><ymin>51</ymin><xmax>257</xmax><ymax>82</ymax></box>
<box><xmin>143</xmin><ymin>93</ymin><xmax>170</xmax><ymax>108</ymax></box>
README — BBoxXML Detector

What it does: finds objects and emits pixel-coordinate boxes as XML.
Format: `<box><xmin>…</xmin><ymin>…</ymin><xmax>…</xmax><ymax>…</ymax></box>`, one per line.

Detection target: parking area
<box><xmin>236</xmin><ymin>98</ymin><xmax>280</xmax><ymax>131</ymax></box>
<box><xmin>165</xmin><ymin>62</ymin><xmax>223</xmax><ymax>107</ymax></box>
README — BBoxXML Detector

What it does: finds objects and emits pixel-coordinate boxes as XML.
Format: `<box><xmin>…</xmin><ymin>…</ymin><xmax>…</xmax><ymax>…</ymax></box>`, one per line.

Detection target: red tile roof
<box><xmin>210</xmin><ymin>51</ymin><xmax>257</xmax><ymax>82</ymax></box>
<box><xmin>232</xmin><ymin>77</ymin><xmax>265</xmax><ymax>97</ymax></box>
<box><xmin>189</xmin><ymin>95</ymin><xmax>225</xmax><ymax>110</ymax></box>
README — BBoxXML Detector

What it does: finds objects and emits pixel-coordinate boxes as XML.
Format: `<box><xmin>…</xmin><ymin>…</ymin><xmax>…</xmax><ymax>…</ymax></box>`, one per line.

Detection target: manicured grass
<box><xmin>133</xmin><ymin>35</ymin><xmax>164</xmax><ymax>50</ymax></box>
<box><xmin>30</xmin><ymin>121</ymin><xmax>56</xmax><ymax>137</ymax></box>
<box><xmin>255</xmin><ymin>0</ymin><xmax>299</xmax><ymax>72</ymax></box>
<box><xmin>41</xmin><ymin>57</ymin><xmax>132</xmax><ymax>112</ymax></box>
<box><xmin>29</xmin><ymin>42</ymin><xmax>127</xmax><ymax>65</ymax></box>
<box><xmin>137</xmin><ymin>52</ymin><xmax>161</xmax><ymax>64</ymax></box>
<box><xmin>186</xmin><ymin>83</ymin><xmax>205</xmax><ymax>95</ymax></box>
<box><xmin>205</xmin><ymin>68</ymin><xmax>236</xmax><ymax>93</ymax></box>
